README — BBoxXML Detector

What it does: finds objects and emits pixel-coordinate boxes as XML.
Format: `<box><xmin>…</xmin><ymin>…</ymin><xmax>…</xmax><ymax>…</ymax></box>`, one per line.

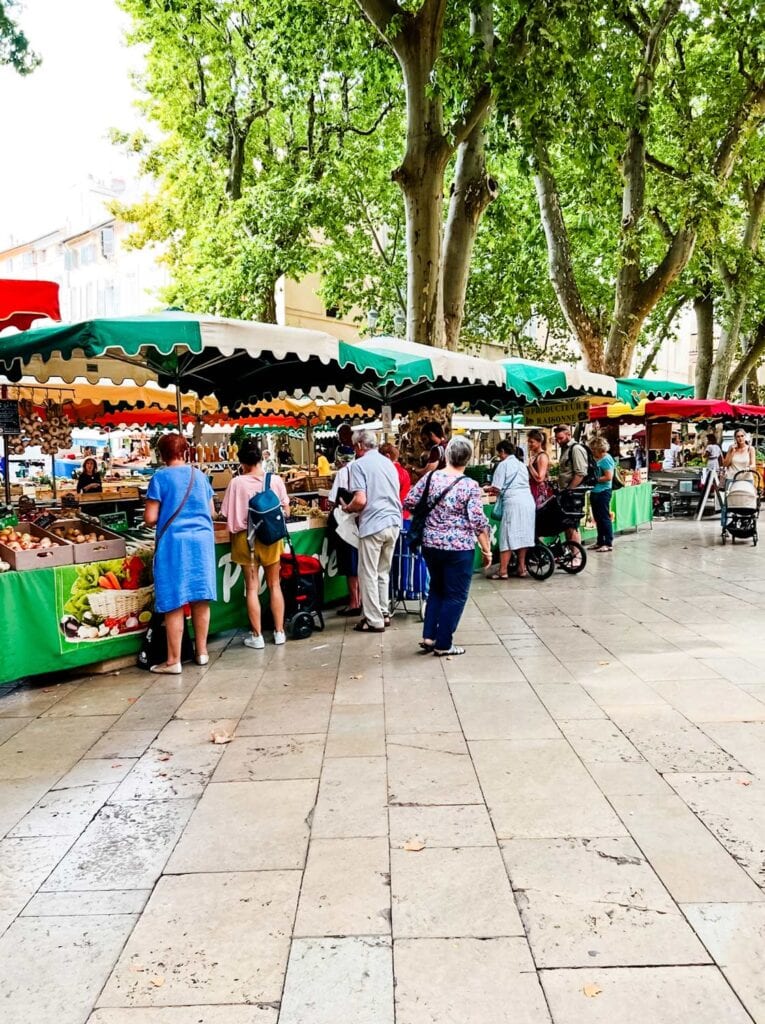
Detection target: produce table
<box><xmin>0</xmin><ymin>525</ymin><xmax>347</xmax><ymax>687</ymax></box>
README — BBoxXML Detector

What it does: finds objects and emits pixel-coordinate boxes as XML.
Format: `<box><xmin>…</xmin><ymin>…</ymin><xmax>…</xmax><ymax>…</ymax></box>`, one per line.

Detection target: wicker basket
<box><xmin>87</xmin><ymin>584</ymin><xmax>154</xmax><ymax>618</ymax></box>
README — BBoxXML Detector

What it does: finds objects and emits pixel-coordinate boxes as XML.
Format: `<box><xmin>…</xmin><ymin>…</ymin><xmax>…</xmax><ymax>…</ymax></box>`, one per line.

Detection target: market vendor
<box><xmin>76</xmin><ymin>457</ymin><xmax>103</xmax><ymax>494</ymax></box>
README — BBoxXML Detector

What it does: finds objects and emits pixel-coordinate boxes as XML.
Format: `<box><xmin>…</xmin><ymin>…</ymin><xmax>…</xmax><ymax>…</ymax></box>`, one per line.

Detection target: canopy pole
<box><xmin>175</xmin><ymin>381</ymin><xmax>183</xmax><ymax>434</ymax></box>
<box><xmin>2</xmin><ymin>435</ymin><xmax>10</xmax><ymax>508</ymax></box>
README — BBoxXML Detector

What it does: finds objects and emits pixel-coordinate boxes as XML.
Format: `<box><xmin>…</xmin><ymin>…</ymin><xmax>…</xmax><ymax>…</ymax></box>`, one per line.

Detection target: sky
<box><xmin>0</xmin><ymin>0</ymin><xmax>144</xmax><ymax>246</ymax></box>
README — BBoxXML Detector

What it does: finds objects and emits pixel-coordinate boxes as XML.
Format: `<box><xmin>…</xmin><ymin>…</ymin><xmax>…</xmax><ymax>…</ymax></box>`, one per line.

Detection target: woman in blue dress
<box><xmin>487</xmin><ymin>440</ymin><xmax>536</xmax><ymax>579</ymax></box>
<box><xmin>144</xmin><ymin>433</ymin><xmax>217</xmax><ymax>673</ymax></box>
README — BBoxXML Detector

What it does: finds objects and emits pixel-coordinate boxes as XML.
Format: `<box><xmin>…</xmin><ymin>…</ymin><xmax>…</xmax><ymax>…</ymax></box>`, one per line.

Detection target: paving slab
<box><xmin>0</xmin><ymin>716</ymin><xmax>119</xmax><ymax>782</ymax></box>
<box><xmin>99</xmin><ymin>871</ymin><xmax>300</xmax><ymax>1007</ymax></box>
<box><xmin>166</xmin><ymin>779</ymin><xmax>317</xmax><ymax>872</ymax></box>
<box><xmin>383</xmin><ymin>678</ymin><xmax>461</xmax><ymax>734</ymax></box>
<box><xmin>280</xmin><ymin>937</ymin><xmax>393</xmax><ymax>1024</ymax></box>
<box><xmin>0</xmin><ymin>833</ymin><xmax>74</xmax><ymax>892</ymax></box>
<box><xmin>9</xmin><ymin>782</ymin><xmax>116</xmax><ymax>837</ymax></box>
<box><xmin>394</xmin><ymin>937</ymin><xmax>548</xmax><ymax>1024</ymax></box>
<box><xmin>389</xmin><ymin>804</ymin><xmax>496</xmax><ymax>848</ymax></box>
<box><xmin>311</xmin><ymin>756</ymin><xmax>387</xmax><ymax>838</ymax></box>
<box><xmin>502</xmin><ymin>837</ymin><xmax>709</xmax><ymax>968</ymax></box>
<box><xmin>0</xmin><ymin>913</ymin><xmax>138</xmax><ymax>1024</ymax></box>
<box><xmin>558</xmin><ymin>719</ymin><xmax>644</xmax><ymax>764</ymax></box>
<box><xmin>86</xmin><ymin>729</ymin><xmax>160</xmax><ymax>760</ymax></box>
<box><xmin>531</xmin><ymin>682</ymin><xmax>606</xmax><ymax>720</ymax></box>
<box><xmin>666</xmin><ymin>772</ymin><xmax>765</xmax><ymax>887</ymax></box>
<box><xmin>684</xmin><ymin>902</ymin><xmax>765</xmax><ymax>1024</ymax></box>
<box><xmin>43</xmin><ymin>798</ymin><xmax>196</xmax><ymax>891</ymax></box>
<box><xmin>648</xmin><ymin>677</ymin><xmax>765</xmax><ymax>724</ymax></box>
<box><xmin>448</xmin><ymin>680</ymin><xmax>560</xmax><ymax>740</ymax></box>
<box><xmin>701</xmin><ymin>721</ymin><xmax>765</xmax><ymax>776</ymax></box>
<box><xmin>387</xmin><ymin>732</ymin><xmax>482</xmax><ymax>806</ymax></box>
<box><xmin>213</xmin><ymin>733</ymin><xmax>325</xmax><ymax>781</ymax></box>
<box><xmin>325</xmin><ymin>704</ymin><xmax>385</xmax><ymax>757</ymax></box>
<box><xmin>0</xmin><ymin>716</ymin><xmax>33</xmax><ymax>745</ymax></box>
<box><xmin>469</xmin><ymin>739</ymin><xmax>627</xmax><ymax>839</ymax></box>
<box><xmin>41</xmin><ymin>678</ymin><xmax>153</xmax><ymax>718</ymax></box>
<box><xmin>238</xmin><ymin>692</ymin><xmax>332</xmax><ymax>734</ymax></box>
<box><xmin>53</xmin><ymin>757</ymin><xmax>138</xmax><ymax>789</ymax></box>
<box><xmin>542</xmin><ymin>965</ymin><xmax>753</xmax><ymax>1023</ymax></box>
<box><xmin>608</xmin><ymin>705</ymin><xmax>741</xmax><ymax>772</ymax></box>
<box><xmin>110</xmin><ymin>719</ymin><xmax>237</xmax><ymax>801</ymax></box>
<box><xmin>89</xmin><ymin>1007</ymin><xmax>277</xmax><ymax>1024</ymax></box>
<box><xmin>21</xmin><ymin>889</ymin><xmax>151</xmax><ymax>916</ymax></box>
<box><xmin>294</xmin><ymin>836</ymin><xmax>390</xmax><ymax>937</ymax></box>
<box><xmin>391</xmin><ymin>846</ymin><xmax>523</xmax><ymax>938</ymax></box>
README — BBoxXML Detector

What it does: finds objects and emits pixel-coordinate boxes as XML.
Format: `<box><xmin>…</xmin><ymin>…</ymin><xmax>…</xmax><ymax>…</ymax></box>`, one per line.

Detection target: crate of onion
<box><xmin>0</xmin><ymin>522</ymin><xmax>74</xmax><ymax>571</ymax></box>
<box><xmin>45</xmin><ymin>519</ymin><xmax>127</xmax><ymax>564</ymax></box>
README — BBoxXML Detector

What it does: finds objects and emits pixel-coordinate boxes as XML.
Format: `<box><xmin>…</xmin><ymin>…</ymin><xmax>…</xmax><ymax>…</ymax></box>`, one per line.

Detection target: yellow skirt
<box><xmin>231</xmin><ymin>530</ymin><xmax>284</xmax><ymax>567</ymax></box>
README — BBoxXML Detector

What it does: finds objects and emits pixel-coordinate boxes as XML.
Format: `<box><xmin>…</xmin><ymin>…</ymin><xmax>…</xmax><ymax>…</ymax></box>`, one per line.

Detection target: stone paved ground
<box><xmin>2</xmin><ymin>519</ymin><xmax>765</xmax><ymax>1023</ymax></box>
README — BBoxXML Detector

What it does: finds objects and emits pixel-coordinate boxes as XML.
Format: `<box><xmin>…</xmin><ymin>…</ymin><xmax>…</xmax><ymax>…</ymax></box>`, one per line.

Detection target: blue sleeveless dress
<box><xmin>147</xmin><ymin>466</ymin><xmax>217</xmax><ymax>612</ymax></box>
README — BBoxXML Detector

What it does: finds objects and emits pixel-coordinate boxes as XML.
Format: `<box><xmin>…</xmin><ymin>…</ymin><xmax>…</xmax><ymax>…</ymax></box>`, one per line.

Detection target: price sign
<box><xmin>0</xmin><ymin>399</ymin><xmax>20</xmax><ymax>436</ymax></box>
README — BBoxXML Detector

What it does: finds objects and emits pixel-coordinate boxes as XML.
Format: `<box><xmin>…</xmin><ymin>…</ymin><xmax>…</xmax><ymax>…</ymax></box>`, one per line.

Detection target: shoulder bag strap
<box><xmin>264</xmin><ymin>471</ymin><xmax>272</xmax><ymax>492</ymax></box>
<box><xmin>155</xmin><ymin>466</ymin><xmax>196</xmax><ymax>548</ymax></box>
<box><xmin>426</xmin><ymin>474</ymin><xmax>462</xmax><ymax>514</ymax></box>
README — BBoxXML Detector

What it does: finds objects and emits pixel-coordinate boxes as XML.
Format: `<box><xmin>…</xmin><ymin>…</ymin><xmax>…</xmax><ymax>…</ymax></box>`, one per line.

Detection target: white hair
<box><xmin>446</xmin><ymin>436</ymin><xmax>473</xmax><ymax>468</ymax></box>
<box><xmin>352</xmin><ymin>429</ymin><xmax>377</xmax><ymax>450</ymax></box>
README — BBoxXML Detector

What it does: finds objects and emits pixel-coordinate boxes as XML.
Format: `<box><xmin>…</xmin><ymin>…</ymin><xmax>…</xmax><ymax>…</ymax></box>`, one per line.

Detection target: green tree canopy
<box><xmin>1</xmin><ymin>0</ymin><xmax>38</xmax><ymax>73</ymax></box>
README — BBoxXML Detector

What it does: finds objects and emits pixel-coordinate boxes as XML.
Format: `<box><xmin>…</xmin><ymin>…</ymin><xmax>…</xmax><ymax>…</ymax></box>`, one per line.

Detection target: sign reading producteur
<box><xmin>525</xmin><ymin>398</ymin><xmax>590</xmax><ymax>427</ymax></box>
<box><xmin>0</xmin><ymin>399</ymin><xmax>20</xmax><ymax>435</ymax></box>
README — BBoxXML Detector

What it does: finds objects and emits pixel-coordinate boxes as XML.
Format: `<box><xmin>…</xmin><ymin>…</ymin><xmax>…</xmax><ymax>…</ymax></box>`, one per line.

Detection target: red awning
<box><xmin>0</xmin><ymin>279</ymin><xmax>61</xmax><ymax>332</ymax></box>
<box><xmin>644</xmin><ymin>399</ymin><xmax>765</xmax><ymax>420</ymax></box>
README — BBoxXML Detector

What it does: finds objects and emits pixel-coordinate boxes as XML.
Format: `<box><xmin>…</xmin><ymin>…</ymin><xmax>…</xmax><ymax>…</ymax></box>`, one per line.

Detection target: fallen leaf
<box><xmin>126</xmin><ymin>697</ymin><xmax>138</xmax><ymax>704</ymax></box>
<box><xmin>211</xmin><ymin>730</ymin><xmax>233</xmax><ymax>744</ymax></box>
<box><xmin>403</xmin><ymin>839</ymin><xmax>426</xmax><ymax>852</ymax></box>
<box><xmin>583</xmin><ymin>983</ymin><xmax>602</xmax><ymax>998</ymax></box>
<box><xmin>128</xmin><ymin>964</ymin><xmax>145</xmax><ymax>973</ymax></box>
<box><xmin>349</xmin><ymin>674</ymin><xmax>363</xmax><ymax>680</ymax></box>
<box><xmin>738</xmin><ymin>778</ymin><xmax>752</xmax><ymax>786</ymax></box>
<box><xmin>150</xmin><ymin>976</ymin><xmax>165</xmax><ymax>988</ymax></box>
<box><xmin>111</xmin><ymin>763</ymin><xmax>123</xmax><ymax>769</ymax></box>
<box><xmin>42</xmin><ymin>688</ymin><xmax>51</xmax><ymax>692</ymax></box>
<box><xmin>157</xmin><ymin>754</ymin><xmax>171</xmax><ymax>762</ymax></box>
<box><xmin>598</xmin><ymin>661</ymin><xmax>610</xmax><ymax>666</ymax></box>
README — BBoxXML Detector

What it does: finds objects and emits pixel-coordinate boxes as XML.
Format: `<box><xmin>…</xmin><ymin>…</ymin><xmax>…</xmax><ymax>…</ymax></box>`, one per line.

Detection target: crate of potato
<box><xmin>45</xmin><ymin>519</ymin><xmax>127</xmax><ymax>564</ymax></box>
<box><xmin>0</xmin><ymin>522</ymin><xmax>74</xmax><ymax>571</ymax></box>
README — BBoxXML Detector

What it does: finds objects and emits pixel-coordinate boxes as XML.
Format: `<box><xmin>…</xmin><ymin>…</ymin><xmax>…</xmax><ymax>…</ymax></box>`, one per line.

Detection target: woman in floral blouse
<box><xmin>404</xmin><ymin>437</ymin><xmax>492</xmax><ymax>656</ymax></box>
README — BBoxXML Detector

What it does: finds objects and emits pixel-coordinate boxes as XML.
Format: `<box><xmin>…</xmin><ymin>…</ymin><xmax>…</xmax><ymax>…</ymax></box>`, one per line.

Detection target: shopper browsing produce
<box><xmin>144</xmin><ymin>433</ymin><xmax>216</xmax><ymax>673</ymax></box>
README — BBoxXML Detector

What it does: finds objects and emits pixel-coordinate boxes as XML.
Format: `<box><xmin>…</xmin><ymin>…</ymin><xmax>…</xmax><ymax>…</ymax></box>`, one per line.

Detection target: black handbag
<box><xmin>138</xmin><ymin>613</ymin><xmax>194</xmax><ymax>671</ymax></box>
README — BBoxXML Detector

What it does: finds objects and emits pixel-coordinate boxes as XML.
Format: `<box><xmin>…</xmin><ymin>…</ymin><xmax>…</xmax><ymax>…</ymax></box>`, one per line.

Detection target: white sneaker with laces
<box><xmin>274</xmin><ymin>630</ymin><xmax>286</xmax><ymax>646</ymax></box>
<box><xmin>244</xmin><ymin>633</ymin><xmax>265</xmax><ymax>650</ymax></box>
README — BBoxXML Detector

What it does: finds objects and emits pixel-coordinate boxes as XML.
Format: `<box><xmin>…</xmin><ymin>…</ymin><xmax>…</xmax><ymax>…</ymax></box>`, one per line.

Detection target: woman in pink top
<box><xmin>220</xmin><ymin>439</ymin><xmax>290</xmax><ymax>649</ymax></box>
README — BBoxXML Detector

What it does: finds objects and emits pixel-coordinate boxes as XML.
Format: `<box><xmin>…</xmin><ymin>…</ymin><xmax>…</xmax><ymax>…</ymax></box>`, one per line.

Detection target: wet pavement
<box><xmin>1</xmin><ymin>519</ymin><xmax>764</xmax><ymax>1023</ymax></box>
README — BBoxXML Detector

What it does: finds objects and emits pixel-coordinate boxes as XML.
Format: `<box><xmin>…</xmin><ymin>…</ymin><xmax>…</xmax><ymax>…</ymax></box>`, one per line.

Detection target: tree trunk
<box><xmin>531</xmin><ymin>139</ymin><xmax>604</xmax><ymax>371</ymax></box>
<box><xmin>441</xmin><ymin>2</ymin><xmax>495</xmax><ymax>351</ymax></box>
<box><xmin>745</xmin><ymin>366</ymin><xmax>760</xmax><ymax>405</ymax></box>
<box><xmin>694</xmin><ymin>290</ymin><xmax>714</xmax><ymax>397</ymax></box>
<box><xmin>728</xmin><ymin>316</ymin><xmax>765</xmax><ymax>397</ymax></box>
<box><xmin>259</xmin><ymin>283</ymin><xmax>277</xmax><ymax>324</ymax></box>
<box><xmin>442</xmin><ymin>125</ymin><xmax>497</xmax><ymax>350</ymax></box>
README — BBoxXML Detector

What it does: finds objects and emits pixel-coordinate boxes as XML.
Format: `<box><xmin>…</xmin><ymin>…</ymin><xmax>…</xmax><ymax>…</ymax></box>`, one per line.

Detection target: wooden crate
<box><xmin>44</xmin><ymin>519</ymin><xmax>127</xmax><ymax>564</ymax></box>
<box><xmin>0</xmin><ymin>522</ymin><xmax>73</xmax><ymax>571</ymax></box>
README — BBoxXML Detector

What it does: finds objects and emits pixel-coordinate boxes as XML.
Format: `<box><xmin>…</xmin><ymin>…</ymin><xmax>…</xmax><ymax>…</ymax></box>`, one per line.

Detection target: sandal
<box><xmin>337</xmin><ymin>606</ymin><xmax>363</xmax><ymax>617</ymax></box>
<box><xmin>353</xmin><ymin>619</ymin><xmax>385</xmax><ymax>634</ymax></box>
<box><xmin>419</xmin><ymin>640</ymin><xmax>435</xmax><ymax>652</ymax></box>
<box><xmin>384</xmin><ymin>616</ymin><xmax>391</xmax><ymax>627</ymax></box>
<box><xmin>487</xmin><ymin>572</ymin><xmax>508</xmax><ymax>580</ymax></box>
<box><xmin>434</xmin><ymin>646</ymin><xmax>466</xmax><ymax>657</ymax></box>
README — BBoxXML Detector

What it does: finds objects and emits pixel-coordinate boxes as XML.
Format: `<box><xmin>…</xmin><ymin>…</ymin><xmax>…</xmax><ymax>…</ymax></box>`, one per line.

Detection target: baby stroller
<box><xmin>279</xmin><ymin>549</ymin><xmax>326</xmax><ymax>639</ymax></box>
<box><xmin>529</xmin><ymin>490</ymin><xmax>588</xmax><ymax>578</ymax></box>
<box><xmin>721</xmin><ymin>471</ymin><xmax>759</xmax><ymax>545</ymax></box>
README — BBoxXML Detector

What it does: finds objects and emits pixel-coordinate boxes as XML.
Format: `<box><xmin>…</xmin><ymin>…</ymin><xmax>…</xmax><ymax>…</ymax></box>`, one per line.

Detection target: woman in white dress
<box><xmin>724</xmin><ymin>430</ymin><xmax>757</xmax><ymax>480</ymax></box>
<box><xmin>487</xmin><ymin>441</ymin><xmax>536</xmax><ymax>578</ymax></box>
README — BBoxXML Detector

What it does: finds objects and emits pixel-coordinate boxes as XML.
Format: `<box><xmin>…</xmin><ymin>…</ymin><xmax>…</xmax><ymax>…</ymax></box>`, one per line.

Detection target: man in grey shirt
<box><xmin>342</xmin><ymin>430</ymin><xmax>402</xmax><ymax>631</ymax></box>
<box><xmin>553</xmin><ymin>424</ymin><xmax>588</xmax><ymax>544</ymax></box>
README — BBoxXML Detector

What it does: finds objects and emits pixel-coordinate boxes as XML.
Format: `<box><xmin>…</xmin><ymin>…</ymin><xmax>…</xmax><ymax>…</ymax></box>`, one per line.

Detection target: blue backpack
<box><xmin>247</xmin><ymin>473</ymin><xmax>287</xmax><ymax>547</ymax></box>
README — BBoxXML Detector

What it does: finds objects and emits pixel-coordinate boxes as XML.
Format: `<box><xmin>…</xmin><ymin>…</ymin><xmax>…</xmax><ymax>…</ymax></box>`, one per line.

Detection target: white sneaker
<box><xmin>274</xmin><ymin>630</ymin><xmax>286</xmax><ymax>646</ymax></box>
<box><xmin>244</xmin><ymin>633</ymin><xmax>265</xmax><ymax>650</ymax></box>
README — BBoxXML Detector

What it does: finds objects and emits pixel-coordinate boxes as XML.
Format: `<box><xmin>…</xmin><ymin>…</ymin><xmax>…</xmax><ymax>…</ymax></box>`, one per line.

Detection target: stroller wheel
<box><xmin>289</xmin><ymin>612</ymin><xmax>314</xmax><ymax>641</ymax></box>
<box><xmin>557</xmin><ymin>541</ymin><xmax>587</xmax><ymax>574</ymax></box>
<box><xmin>526</xmin><ymin>544</ymin><xmax>555</xmax><ymax>581</ymax></box>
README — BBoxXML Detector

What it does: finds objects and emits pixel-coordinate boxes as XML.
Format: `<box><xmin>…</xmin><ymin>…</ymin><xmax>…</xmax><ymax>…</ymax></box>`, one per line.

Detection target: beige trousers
<box><xmin>357</xmin><ymin>525</ymin><xmax>400</xmax><ymax>629</ymax></box>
